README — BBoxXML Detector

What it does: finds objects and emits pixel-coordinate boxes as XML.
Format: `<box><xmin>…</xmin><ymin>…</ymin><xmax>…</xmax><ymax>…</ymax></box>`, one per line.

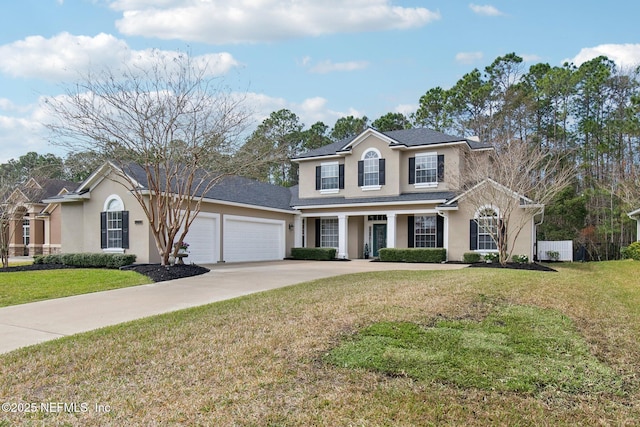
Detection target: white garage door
<box><xmin>223</xmin><ymin>215</ymin><xmax>285</xmax><ymax>262</ymax></box>
<box><xmin>182</xmin><ymin>214</ymin><xmax>218</xmax><ymax>264</ymax></box>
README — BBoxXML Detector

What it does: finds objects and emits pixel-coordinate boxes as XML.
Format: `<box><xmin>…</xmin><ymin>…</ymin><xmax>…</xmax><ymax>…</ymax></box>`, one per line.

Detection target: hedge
<box><xmin>33</xmin><ymin>253</ymin><xmax>137</xmax><ymax>269</ymax></box>
<box><xmin>290</xmin><ymin>247</ymin><xmax>337</xmax><ymax>261</ymax></box>
<box><xmin>463</xmin><ymin>252</ymin><xmax>482</xmax><ymax>263</ymax></box>
<box><xmin>378</xmin><ymin>248</ymin><xmax>447</xmax><ymax>263</ymax></box>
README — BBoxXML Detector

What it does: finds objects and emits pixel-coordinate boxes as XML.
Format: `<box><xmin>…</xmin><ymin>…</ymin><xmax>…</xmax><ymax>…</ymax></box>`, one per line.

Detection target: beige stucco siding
<box><xmin>398</xmin><ymin>145</ymin><xmax>464</xmax><ymax>194</ymax></box>
<box><xmin>343</xmin><ymin>135</ymin><xmax>401</xmax><ymax>198</ymax></box>
<box><xmin>447</xmin><ymin>197</ymin><xmax>535</xmax><ymax>262</ymax></box>
<box><xmin>59</xmin><ymin>174</ymin><xmax>156</xmax><ymax>263</ymax></box>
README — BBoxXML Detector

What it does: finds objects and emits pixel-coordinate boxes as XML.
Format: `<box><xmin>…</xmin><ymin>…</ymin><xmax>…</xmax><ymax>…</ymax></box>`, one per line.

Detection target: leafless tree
<box><xmin>463</xmin><ymin>139</ymin><xmax>575</xmax><ymax>265</ymax></box>
<box><xmin>45</xmin><ymin>50</ymin><xmax>276</xmax><ymax>265</ymax></box>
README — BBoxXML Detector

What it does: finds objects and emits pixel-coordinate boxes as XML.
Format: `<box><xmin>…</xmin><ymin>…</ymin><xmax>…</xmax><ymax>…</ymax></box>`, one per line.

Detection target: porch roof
<box><xmin>290</xmin><ymin>186</ymin><xmax>456</xmax><ymax>209</ymax></box>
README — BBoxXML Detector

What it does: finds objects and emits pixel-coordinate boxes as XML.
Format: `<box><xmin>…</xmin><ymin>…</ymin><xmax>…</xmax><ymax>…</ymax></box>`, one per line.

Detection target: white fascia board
<box><xmin>136</xmin><ymin>190</ymin><xmax>297</xmax><ymax>215</ymax></box>
<box><xmin>340</xmin><ymin>128</ymin><xmax>396</xmax><ymax>151</ymax></box>
<box><xmin>291</xmin><ymin>154</ymin><xmax>345</xmax><ymax>163</ymax></box>
<box><xmin>42</xmin><ymin>193</ymin><xmax>90</xmax><ymax>204</ymax></box>
<box><xmin>628</xmin><ymin>208</ymin><xmax>640</xmax><ymax>218</ymax></box>
<box><xmin>390</xmin><ymin>140</ymin><xmax>468</xmax><ymax>151</ymax></box>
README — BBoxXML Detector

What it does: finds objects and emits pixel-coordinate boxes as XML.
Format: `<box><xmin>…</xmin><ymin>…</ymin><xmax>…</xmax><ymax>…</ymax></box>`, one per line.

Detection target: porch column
<box><xmin>386</xmin><ymin>213</ymin><xmax>396</xmax><ymax>249</ymax></box>
<box><xmin>293</xmin><ymin>214</ymin><xmax>303</xmax><ymax>248</ymax></box>
<box><xmin>338</xmin><ymin>214</ymin><xmax>348</xmax><ymax>259</ymax></box>
<box><xmin>637</xmin><ymin>218</ymin><xmax>640</xmax><ymax>242</ymax></box>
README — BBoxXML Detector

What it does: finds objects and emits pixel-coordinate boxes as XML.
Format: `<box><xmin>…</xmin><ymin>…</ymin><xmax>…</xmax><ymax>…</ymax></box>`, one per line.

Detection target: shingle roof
<box><xmin>19</xmin><ymin>179</ymin><xmax>78</xmax><ymax>203</ymax></box>
<box><xmin>289</xmin><ymin>185</ymin><xmax>455</xmax><ymax>207</ymax></box>
<box><xmin>294</xmin><ymin>127</ymin><xmax>492</xmax><ymax>159</ymax></box>
<box><xmin>119</xmin><ymin>163</ymin><xmax>295</xmax><ymax>212</ymax></box>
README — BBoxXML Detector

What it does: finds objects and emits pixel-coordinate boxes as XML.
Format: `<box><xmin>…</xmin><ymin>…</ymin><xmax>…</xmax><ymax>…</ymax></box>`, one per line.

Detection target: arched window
<box><xmin>358</xmin><ymin>148</ymin><xmax>386</xmax><ymax>189</ymax></box>
<box><xmin>101</xmin><ymin>195</ymin><xmax>129</xmax><ymax>250</ymax></box>
<box><xmin>363</xmin><ymin>150</ymin><xmax>379</xmax><ymax>186</ymax></box>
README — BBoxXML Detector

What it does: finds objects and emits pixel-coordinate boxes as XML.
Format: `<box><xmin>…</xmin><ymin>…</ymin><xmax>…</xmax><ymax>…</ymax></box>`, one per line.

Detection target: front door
<box><xmin>373</xmin><ymin>224</ymin><xmax>387</xmax><ymax>257</ymax></box>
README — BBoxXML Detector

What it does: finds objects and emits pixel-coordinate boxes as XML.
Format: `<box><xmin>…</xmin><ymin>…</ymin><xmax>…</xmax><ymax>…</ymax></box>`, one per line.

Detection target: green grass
<box><xmin>326</xmin><ymin>305</ymin><xmax>621</xmax><ymax>394</ymax></box>
<box><xmin>0</xmin><ymin>269</ymin><xmax>151</xmax><ymax>307</ymax></box>
<box><xmin>0</xmin><ymin>261</ymin><xmax>639</xmax><ymax>426</ymax></box>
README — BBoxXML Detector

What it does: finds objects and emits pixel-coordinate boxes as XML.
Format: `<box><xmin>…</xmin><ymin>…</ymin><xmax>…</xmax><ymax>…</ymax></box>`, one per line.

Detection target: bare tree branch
<box><xmin>463</xmin><ymin>139</ymin><xmax>575</xmax><ymax>265</ymax></box>
<box><xmin>45</xmin><ymin>50</ymin><xmax>258</xmax><ymax>265</ymax></box>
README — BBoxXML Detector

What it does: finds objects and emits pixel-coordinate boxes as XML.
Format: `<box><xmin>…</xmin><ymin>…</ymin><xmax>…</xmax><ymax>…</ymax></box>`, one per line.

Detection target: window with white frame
<box><xmin>320</xmin><ymin>218</ymin><xmax>339</xmax><ymax>248</ymax></box>
<box><xmin>477</xmin><ymin>208</ymin><xmax>498</xmax><ymax>251</ymax></box>
<box><xmin>363</xmin><ymin>150</ymin><xmax>379</xmax><ymax>186</ymax></box>
<box><xmin>106</xmin><ymin>198</ymin><xmax>124</xmax><ymax>249</ymax></box>
<box><xmin>321</xmin><ymin>163</ymin><xmax>339</xmax><ymax>190</ymax></box>
<box><xmin>415</xmin><ymin>153</ymin><xmax>438</xmax><ymax>185</ymax></box>
<box><xmin>414</xmin><ymin>215</ymin><xmax>437</xmax><ymax>248</ymax></box>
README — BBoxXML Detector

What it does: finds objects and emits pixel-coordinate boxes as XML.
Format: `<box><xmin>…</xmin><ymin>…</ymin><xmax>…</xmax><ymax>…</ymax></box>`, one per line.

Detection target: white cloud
<box><xmin>108</xmin><ymin>0</ymin><xmax>440</xmax><ymax>44</ymax></box>
<box><xmin>395</xmin><ymin>103</ymin><xmax>417</xmax><ymax>116</ymax></box>
<box><xmin>455</xmin><ymin>51</ymin><xmax>484</xmax><ymax>65</ymax></box>
<box><xmin>0</xmin><ymin>113</ymin><xmax>54</xmax><ymax>163</ymax></box>
<box><xmin>309</xmin><ymin>60</ymin><xmax>369</xmax><ymax>74</ymax></box>
<box><xmin>567</xmin><ymin>43</ymin><xmax>640</xmax><ymax>68</ymax></box>
<box><xmin>0</xmin><ymin>32</ymin><xmax>240</xmax><ymax>82</ymax></box>
<box><xmin>521</xmin><ymin>54</ymin><xmax>542</xmax><ymax>63</ymax></box>
<box><xmin>469</xmin><ymin>4</ymin><xmax>504</xmax><ymax>16</ymax></box>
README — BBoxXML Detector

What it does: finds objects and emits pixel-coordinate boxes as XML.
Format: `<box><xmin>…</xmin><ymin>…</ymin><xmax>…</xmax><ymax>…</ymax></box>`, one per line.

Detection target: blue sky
<box><xmin>1</xmin><ymin>0</ymin><xmax>639</xmax><ymax>163</ymax></box>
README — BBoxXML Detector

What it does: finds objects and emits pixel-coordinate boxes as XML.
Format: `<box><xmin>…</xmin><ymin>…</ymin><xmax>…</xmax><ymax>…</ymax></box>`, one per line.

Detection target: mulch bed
<box><xmin>1</xmin><ymin>263</ymin><xmax>210</xmax><ymax>283</ymax></box>
<box><xmin>120</xmin><ymin>263</ymin><xmax>210</xmax><ymax>282</ymax></box>
<box><xmin>467</xmin><ymin>262</ymin><xmax>557</xmax><ymax>272</ymax></box>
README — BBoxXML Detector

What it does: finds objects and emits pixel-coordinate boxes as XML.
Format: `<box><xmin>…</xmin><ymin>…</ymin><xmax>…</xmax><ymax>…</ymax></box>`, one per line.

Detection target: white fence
<box><xmin>537</xmin><ymin>240</ymin><xmax>573</xmax><ymax>262</ymax></box>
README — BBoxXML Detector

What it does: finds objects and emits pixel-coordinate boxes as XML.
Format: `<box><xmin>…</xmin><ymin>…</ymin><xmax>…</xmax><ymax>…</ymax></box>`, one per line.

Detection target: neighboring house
<box><xmin>46</xmin><ymin>163</ymin><xmax>297</xmax><ymax>264</ymax></box>
<box><xmin>628</xmin><ymin>208</ymin><xmax>640</xmax><ymax>241</ymax></box>
<box><xmin>290</xmin><ymin>127</ymin><xmax>540</xmax><ymax>262</ymax></box>
<box><xmin>3</xmin><ymin>178</ymin><xmax>77</xmax><ymax>257</ymax></box>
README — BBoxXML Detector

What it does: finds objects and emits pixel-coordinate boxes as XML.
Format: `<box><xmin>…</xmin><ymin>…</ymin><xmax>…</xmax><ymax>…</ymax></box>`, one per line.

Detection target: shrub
<box><xmin>546</xmin><ymin>250</ymin><xmax>560</xmax><ymax>262</ymax></box>
<box><xmin>378</xmin><ymin>248</ymin><xmax>447</xmax><ymax>263</ymax></box>
<box><xmin>483</xmin><ymin>253</ymin><xmax>499</xmax><ymax>263</ymax></box>
<box><xmin>463</xmin><ymin>252</ymin><xmax>482</xmax><ymax>263</ymax></box>
<box><xmin>511</xmin><ymin>254</ymin><xmax>529</xmax><ymax>264</ymax></box>
<box><xmin>36</xmin><ymin>252</ymin><xmax>137</xmax><ymax>268</ymax></box>
<box><xmin>290</xmin><ymin>247</ymin><xmax>336</xmax><ymax>261</ymax></box>
<box><xmin>621</xmin><ymin>241</ymin><xmax>640</xmax><ymax>261</ymax></box>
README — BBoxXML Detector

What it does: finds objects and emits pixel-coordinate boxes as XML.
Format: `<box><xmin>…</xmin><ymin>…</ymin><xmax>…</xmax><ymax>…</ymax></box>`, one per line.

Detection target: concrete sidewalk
<box><xmin>0</xmin><ymin>260</ymin><xmax>466</xmax><ymax>354</ymax></box>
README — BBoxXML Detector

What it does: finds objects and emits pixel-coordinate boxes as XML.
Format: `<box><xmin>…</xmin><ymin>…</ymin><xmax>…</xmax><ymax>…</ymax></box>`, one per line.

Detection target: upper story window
<box><xmin>416</xmin><ymin>154</ymin><xmax>437</xmax><ymax>184</ymax></box>
<box><xmin>358</xmin><ymin>149</ymin><xmax>385</xmax><ymax>190</ymax></box>
<box><xmin>363</xmin><ymin>150</ymin><xmax>379</xmax><ymax>186</ymax></box>
<box><xmin>316</xmin><ymin>162</ymin><xmax>344</xmax><ymax>194</ymax></box>
<box><xmin>101</xmin><ymin>195</ymin><xmax>129</xmax><ymax>251</ymax></box>
<box><xmin>321</xmin><ymin>163</ymin><xmax>339</xmax><ymax>190</ymax></box>
<box><xmin>409</xmin><ymin>153</ymin><xmax>444</xmax><ymax>188</ymax></box>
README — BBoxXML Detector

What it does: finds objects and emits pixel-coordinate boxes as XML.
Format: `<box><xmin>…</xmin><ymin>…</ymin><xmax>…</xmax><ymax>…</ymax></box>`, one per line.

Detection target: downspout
<box><xmin>436</xmin><ymin>210</ymin><xmax>449</xmax><ymax>262</ymax></box>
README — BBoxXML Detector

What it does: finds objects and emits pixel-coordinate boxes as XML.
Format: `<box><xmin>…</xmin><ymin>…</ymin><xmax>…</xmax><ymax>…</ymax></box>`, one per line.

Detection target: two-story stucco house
<box><xmin>290</xmin><ymin>127</ymin><xmax>539</xmax><ymax>262</ymax></box>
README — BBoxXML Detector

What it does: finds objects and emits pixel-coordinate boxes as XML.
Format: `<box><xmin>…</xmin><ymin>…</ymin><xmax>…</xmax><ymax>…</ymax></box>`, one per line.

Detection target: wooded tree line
<box><xmin>3</xmin><ymin>52</ymin><xmax>639</xmax><ymax>260</ymax></box>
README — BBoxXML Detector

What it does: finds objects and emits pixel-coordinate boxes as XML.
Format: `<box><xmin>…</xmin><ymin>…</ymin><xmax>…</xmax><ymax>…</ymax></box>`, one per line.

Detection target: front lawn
<box><xmin>0</xmin><ymin>269</ymin><xmax>151</xmax><ymax>307</ymax></box>
<box><xmin>0</xmin><ymin>261</ymin><xmax>639</xmax><ymax>426</ymax></box>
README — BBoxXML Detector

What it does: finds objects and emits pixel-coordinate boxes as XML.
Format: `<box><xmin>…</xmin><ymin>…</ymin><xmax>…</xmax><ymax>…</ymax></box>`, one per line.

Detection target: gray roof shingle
<box><xmin>294</xmin><ymin>127</ymin><xmax>492</xmax><ymax>159</ymax></box>
<box><xmin>289</xmin><ymin>185</ymin><xmax>455</xmax><ymax>207</ymax></box>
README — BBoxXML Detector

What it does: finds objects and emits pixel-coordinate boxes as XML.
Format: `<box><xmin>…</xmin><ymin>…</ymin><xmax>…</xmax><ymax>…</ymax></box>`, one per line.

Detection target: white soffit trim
<box><xmin>293</xmin><ymin>199</ymin><xmax>448</xmax><ymax>210</ymax></box>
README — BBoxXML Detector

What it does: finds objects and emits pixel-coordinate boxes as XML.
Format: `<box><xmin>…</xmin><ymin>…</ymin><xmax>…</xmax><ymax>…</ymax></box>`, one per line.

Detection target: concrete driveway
<box><xmin>0</xmin><ymin>260</ymin><xmax>465</xmax><ymax>354</ymax></box>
